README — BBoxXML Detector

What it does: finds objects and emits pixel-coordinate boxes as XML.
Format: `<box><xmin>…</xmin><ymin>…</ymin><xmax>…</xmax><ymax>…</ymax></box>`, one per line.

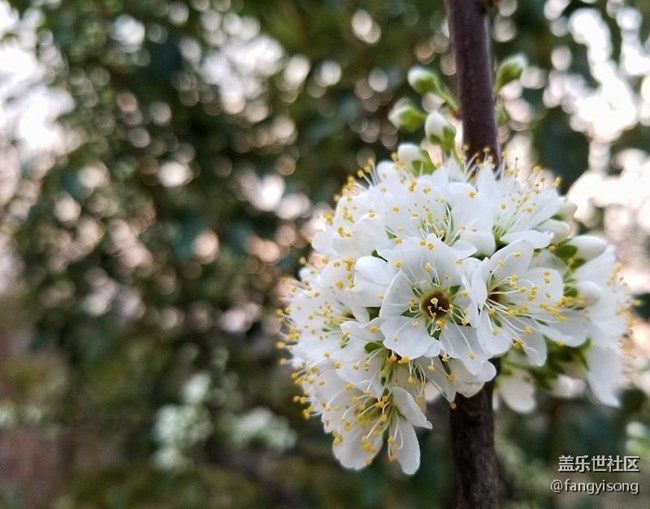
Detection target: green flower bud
<box><xmin>407</xmin><ymin>67</ymin><xmax>443</xmax><ymax>96</ymax></box>
<box><xmin>424</xmin><ymin>111</ymin><xmax>456</xmax><ymax>149</ymax></box>
<box><xmin>495</xmin><ymin>54</ymin><xmax>527</xmax><ymax>92</ymax></box>
<box><xmin>388</xmin><ymin>100</ymin><xmax>426</xmax><ymax>132</ymax></box>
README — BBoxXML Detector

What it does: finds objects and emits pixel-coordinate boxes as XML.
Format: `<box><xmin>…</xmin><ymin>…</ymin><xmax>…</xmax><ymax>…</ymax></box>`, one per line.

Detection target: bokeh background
<box><xmin>0</xmin><ymin>0</ymin><xmax>649</xmax><ymax>507</ymax></box>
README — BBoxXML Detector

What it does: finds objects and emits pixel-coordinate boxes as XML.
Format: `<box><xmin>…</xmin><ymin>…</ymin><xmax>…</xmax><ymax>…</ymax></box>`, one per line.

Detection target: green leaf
<box><xmin>364</xmin><ymin>341</ymin><xmax>383</xmax><ymax>353</ymax></box>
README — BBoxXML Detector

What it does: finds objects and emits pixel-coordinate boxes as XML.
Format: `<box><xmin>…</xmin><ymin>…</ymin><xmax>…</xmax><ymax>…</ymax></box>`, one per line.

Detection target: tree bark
<box><xmin>444</xmin><ymin>0</ymin><xmax>500</xmax><ymax>161</ymax></box>
<box><xmin>443</xmin><ymin>1</ymin><xmax>500</xmax><ymax>508</ymax></box>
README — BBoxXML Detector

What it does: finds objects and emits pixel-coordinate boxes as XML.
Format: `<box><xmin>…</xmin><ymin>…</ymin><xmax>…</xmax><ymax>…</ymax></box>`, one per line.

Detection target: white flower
<box><xmin>286</xmin><ymin>258</ymin><xmax>368</xmax><ymax>372</ymax></box>
<box><xmin>282</xmin><ymin>119</ymin><xmax>632</xmax><ymax>473</ymax></box>
<box><xmin>469</xmin><ymin>240</ymin><xmax>566</xmax><ymax>365</ymax></box>
<box><xmin>323</xmin><ymin>386</ymin><xmax>431</xmax><ymax>474</ymax></box>
<box><xmin>475</xmin><ymin>164</ymin><xmax>566</xmax><ymax>248</ymax></box>
<box><xmin>311</xmin><ymin>191</ymin><xmax>384</xmax><ymax>258</ymax></box>
<box><xmin>548</xmin><ymin>246</ymin><xmax>630</xmax><ymax>350</ymax></box>
<box><xmin>376</xmin><ymin>236</ymin><xmax>488</xmax><ymax>373</ymax></box>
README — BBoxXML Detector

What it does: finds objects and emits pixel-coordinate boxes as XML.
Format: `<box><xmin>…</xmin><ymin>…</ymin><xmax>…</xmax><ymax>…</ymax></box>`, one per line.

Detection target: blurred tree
<box><xmin>0</xmin><ymin>0</ymin><xmax>648</xmax><ymax>507</ymax></box>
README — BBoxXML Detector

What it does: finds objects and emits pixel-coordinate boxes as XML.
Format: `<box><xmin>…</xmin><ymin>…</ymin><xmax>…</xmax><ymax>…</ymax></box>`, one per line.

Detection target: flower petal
<box><xmin>392</xmin><ymin>386</ymin><xmax>432</xmax><ymax>429</ymax></box>
<box><xmin>585</xmin><ymin>346</ymin><xmax>621</xmax><ymax>407</ymax></box>
<box><xmin>380</xmin><ymin>316</ymin><xmax>439</xmax><ymax>359</ymax></box>
<box><xmin>393</xmin><ymin>418</ymin><xmax>421</xmax><ymax>475</ymax></box>
<box><xmin>498</xmin><ymin>369</ymin><xmax>536</xmax><ymax>413</ymax></box>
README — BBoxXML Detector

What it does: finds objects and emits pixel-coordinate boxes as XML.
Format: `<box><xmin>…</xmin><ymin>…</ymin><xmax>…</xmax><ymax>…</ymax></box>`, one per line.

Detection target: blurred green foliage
<box><xmin>0</xmin><ymin>0</ymin><xmax>649</xmax><ymax>507</ymax></box>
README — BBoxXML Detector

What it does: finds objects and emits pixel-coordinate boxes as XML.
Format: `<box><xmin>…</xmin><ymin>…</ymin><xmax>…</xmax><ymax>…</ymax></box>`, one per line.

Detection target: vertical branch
<box><xmin>443</xmin><ymin>1</ymin><xmax>500</xmax><ymax>508</ymax></box>
<box><xmin>445</xmin><ymin>0</ymin><xmax>500</xmax><ymax>162</ymax></box>
<box><xmin>449</xmin><ymin>369</ymin><xmax>499</xmax><ymax>509</ymax></box>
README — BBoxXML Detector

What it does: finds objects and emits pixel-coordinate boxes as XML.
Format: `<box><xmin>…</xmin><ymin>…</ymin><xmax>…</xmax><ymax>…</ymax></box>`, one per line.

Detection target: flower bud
<box><xmin>567</xmin><ymin>235</ymin><xmax>607</xmax><ymax>261</ymax></box>
<box><xmin>408</xmin><ymin>67</ymin><xmax>443</xmax><ymax>96</ymax></box>
<box><xmin>388</xmin><ymin>100</ymin><xmax>426</xmax><ymax>132</ymax></box>
<box><xmin>397</xmin><ymin>143</ymin><xmax>434</xmax><ymax>174</ymax></box>
<box><xmin>397</xmin><ymin>143</ymin><xmax>424</xmax><ymax>166</ymax></box>
<box><xmin>558</xmin><ymin>199</ymin><xmax>578</xmax><ymax>220</ymax></box>
<box><xmin>574</xmin><ymin>281</ymin><xmax>602</xmax><ymax>306</ymax></box>
<box><xmin>424</xmin><ymin>111</ymin><xmax>456</xmax><ymax>149</ymax></box>
<box><xmin>538</xmin><ymin>219</ymin><xmax>570</xmax><ymax>243</ymax></box>
<box><xmin>495</xmin><ymin>53</ymin><xmax>527</xmax><ymax>92</ymax></box>
<box><xmin>549</xmin><ymin>375</ymin><xmax>586</xmax><ymax>399</ymax></box>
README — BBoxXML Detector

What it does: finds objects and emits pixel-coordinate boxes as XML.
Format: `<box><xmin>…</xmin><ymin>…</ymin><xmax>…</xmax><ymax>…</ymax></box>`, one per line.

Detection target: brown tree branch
<box><xmin>445</xmin><ymin>0</ymin><xmax>500</xmax><ymax>162</ymax></box>
<box><xmin>443</xmin><ymin>1</ymin><xmax>500</xmax><ymax>508</ymax></box>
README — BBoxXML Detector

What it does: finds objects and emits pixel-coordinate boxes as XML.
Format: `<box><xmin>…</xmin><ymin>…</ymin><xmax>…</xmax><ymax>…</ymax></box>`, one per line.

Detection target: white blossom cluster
<box><xmin>281</xmin><ymin>146</ymin><xmax>631</xmax><ymax>474</ymax></box>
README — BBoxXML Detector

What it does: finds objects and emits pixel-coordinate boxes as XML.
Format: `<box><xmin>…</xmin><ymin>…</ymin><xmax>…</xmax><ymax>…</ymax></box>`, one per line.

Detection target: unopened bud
<box><xmin>538</xmin><ymin>219</ymin><xmax>570</xmax><ymax>243</ymax></box>
<box><xmin>558</xmin><ymin>199</ymin><xmax>578</xmax><ymax>220</ymax></box>
<box><xmin>574</xmin><ymin>281</ymin><xmax>601</xmax><ymax>306</ymax></box>
<box><xmin>408</xmin><ymin>67</ymin><xmax>443</xmax><ymax>96</ymax></box>
<box><xmin>397</xmin><ymin>143</ymin><xmax>434</xmax><ymax>174</ymax></box>
<box><xmin>568</xmin><ymin>235</ymin><xmax>607</xmax><ymax>261</ymax></box>
<box><xmin>424</xmin><ymin>111</ymin><xmax>456</xmax><ymax>149</ymax></box>
<box><xmin>388</xmin><ymin>100</ymin><xmax>426</xmax><ymax>132</ymax></box>
<box><xmin>495</xmin><ymin>53</ymin><xmax>527</xmax><ymax>92</ymax></box>
<box><xmin>397</xmin><ymin>143</ymin><xmax>424</xmax><ymax>166</ymax></box>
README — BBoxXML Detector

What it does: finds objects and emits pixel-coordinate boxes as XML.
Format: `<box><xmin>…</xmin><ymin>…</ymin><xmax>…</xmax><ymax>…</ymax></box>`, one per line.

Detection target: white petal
<box><xmin>439</xmin><ymin>323</ymin><xmax>486</xmax><ymax>374</ymax></box>
<box><xmin>488</xmin><ymin>240</ymin><xmax>534</xmax><ymax>282</ymax></box>
<box><xmin>476</xmin><ymin>165</ymin><xmax>497</xmax><ymax>197</ymax></box>
<box><xmin>312</xmin><ymin>230</ymin><xmax>335</xmax><ymax>256</ymax></box>
<box><xmin>422</xmin><ymin>235</ymin><xmax>467</xmax><ymax>285</ymax></box>
<box><xmin>419</xmin><ymin>357</ymin><xmax>456</xmax><ymax>401</ymax></box>
<box><xmin>585</xmin><ymin>346</ymin><xmax>621</xmax><ymax>407</ymax></box>
<box><xmin>352</xmin><ymin>216</ymin><xmax>389</xmax><ymax>254</ymax></box>
<box><xmin>397</xmin><ymin>143</ymin><xmax>424</xmax><ymax>167</ymax></box>
<box><xmin>574</xmin><ymin>281</ymin><xmax>601</xmax><ymax>306</ymax></box>
<box><xmin>537</xmin><ymin>322</ymin><xmax>582</xmax><ymax>348</ymax></box>
<box><xmin>498</xmin><ymin>370</ymin><xmax>536</xmax><ymax>413</ymax></box>
<box><xmin>392</xmin><ymin>386</ymin><xmax>432</xmax><ymax>429</ymax></box>
<box><xmin>388</xmin><ymin>237</ymin><xmax>433</xmax><ymax>286</ymax></box>
<box><xmin>393</xmin><ymin>419</ymin><xmax>421</xmax><ymax>475</ymax></box>
<box><xmin>380</xmin><ymin>316</ymin><xmax>439</xmax><ymax>359</ymax></box>
<box><xmin>507</xmin><ymin>267</ymin><xmax>563</xmax><ymax>314</ymax></box>
<box><xmin>333</xmin><ymin>426</ymin><xmax>381</xmax><ymax>470</ymax></box>
<box><xmin>458</xmin><ymin>230</ymin><xmax>496</xmax><ymax>257</ymax></box>
<box><xmin>448</xmin><ymin>358</ymin><xmax>496</xmax><ymax>397</ymax></box>
<box><xmin>501</xmin><ymin>230</ymin><xmax>552</xmax><ymax>249</ymax></box>
<box><xmin>353</xmin><ymin>256</ymin><xmax>393</xmax><ymax>307</ymax></box>
<box><xmin>521</xmin><ymin>330</ymin><xmax>547</xmax><ymax>366</ymax></box>
<box><xmin>379</xmin><ymin>272</ymin><xmax>414</xmax><ymax>318</ymax></box>
<box><xmin>356</xmin><ymin>256</ymin><xmax>392</xmax><ymax>284</ymax></box>
<box><xmin>469</xmin><ymin>265</ymin><xmax>488</xmax><ymax>308</ymax></box>
<box><xmin>536</xmin><ymin>219</ymin><xmax>570</xmax><ymax>243</ymax></box>
<box><xmin>477</xmin><ymin>312</ymin><xmax>511</xmax><ymax>356</ymax></box>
